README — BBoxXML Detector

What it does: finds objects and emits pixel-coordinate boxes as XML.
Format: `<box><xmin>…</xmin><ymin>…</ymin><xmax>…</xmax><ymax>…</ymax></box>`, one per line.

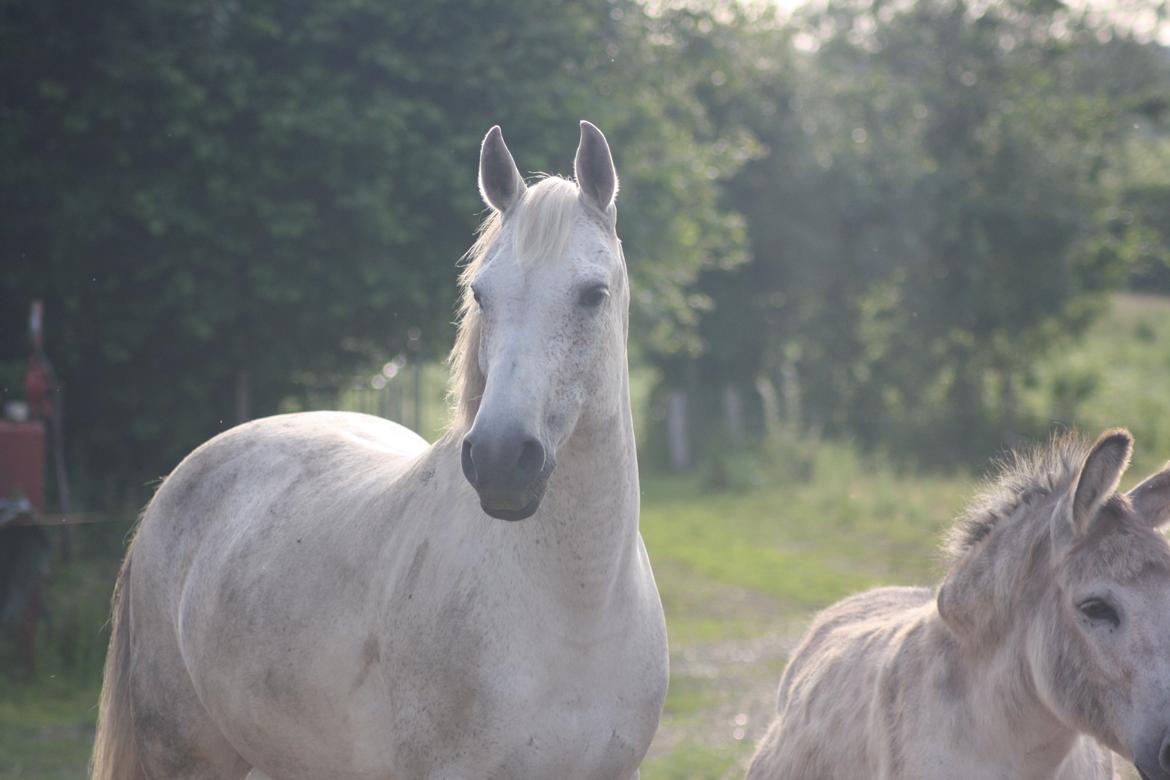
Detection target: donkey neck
<box><xmin>938</xmin><ymin>616</ymin><xmax>1087</xmax><ymax>778</ymax></box>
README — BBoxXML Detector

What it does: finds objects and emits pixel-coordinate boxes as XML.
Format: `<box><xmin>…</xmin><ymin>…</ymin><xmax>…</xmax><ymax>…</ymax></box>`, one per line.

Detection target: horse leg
<box><xmin>129</xmin><ymin>628</ymin><xmax>250</xmax><ymax>779</ymax></box>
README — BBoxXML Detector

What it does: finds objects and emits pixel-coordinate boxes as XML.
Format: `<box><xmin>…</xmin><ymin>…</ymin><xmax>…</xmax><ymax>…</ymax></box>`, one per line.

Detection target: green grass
<box><xmin>0</xmin><ymin>680</ymin><xmax>97</xmax><ymax>779</ymax></box>
<box><xmin>639</xmin><ymin>441</ymin><xmax>973</xmax><ymax>779</ymax></box>
<box><xmin>640</xmin><ymin>436</ymin><xmax>973</xmax><ymax>646</ymax></box>
<box><xmin>1025</xmin><ymin>292</ymin><xmax>1170</xmax><ymax>472</ymax></box>
<box><xmin>641</xmin><ymin>743</ymin><xmax>743</xmax><ymax>780</ymax></box>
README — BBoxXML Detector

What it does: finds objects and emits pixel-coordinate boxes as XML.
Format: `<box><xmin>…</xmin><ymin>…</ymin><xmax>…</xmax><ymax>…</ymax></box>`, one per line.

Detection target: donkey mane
<box><xmin>448</xmin><ymin>176</ymin><xmax>583</xmax><ymax>430</ymax></box>
<box><xmin>944</xmin><ymin>434</ymin><xmax>1093</xmax><ymax>565</ymax></box>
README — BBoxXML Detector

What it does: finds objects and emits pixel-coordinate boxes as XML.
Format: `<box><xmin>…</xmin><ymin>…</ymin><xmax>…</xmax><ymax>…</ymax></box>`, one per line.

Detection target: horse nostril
<box><xmin>516</xmin><ymin>438</ymin><xmax>545</xmax><ymax>480</ymax></box>
<box><xmin>1159</xmin><ymin>734</ymin><xmax>1170</xmax><ymax>772</ymax></box>
<box><xmin>461</xmin><ymin>438</ymin><xmax>478</xmax><ymax>487</ymax></box>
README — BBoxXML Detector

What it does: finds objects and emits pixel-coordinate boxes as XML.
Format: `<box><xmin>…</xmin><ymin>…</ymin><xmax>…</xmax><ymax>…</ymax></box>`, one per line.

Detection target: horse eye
<box><xmin>578</xmin><ymin>285</ymin><xmax>609</xmax><ymax>308</ymax></box>
<box><xmin>1078</xmin><ymin>598</ymin><xmax>1121</xmax><ymax>628</ymax></box>
<box><xmin>472</xmin><ymin>288</ymin><xmax>483</xmax><ymax>307</ymax></box>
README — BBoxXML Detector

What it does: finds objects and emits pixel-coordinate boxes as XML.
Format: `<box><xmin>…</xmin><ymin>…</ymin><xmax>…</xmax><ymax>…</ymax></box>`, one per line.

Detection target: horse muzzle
<box><xmin>461</xmin><ymin>428</ymin><xmax>554</xmax><ymax>521</ymax></box>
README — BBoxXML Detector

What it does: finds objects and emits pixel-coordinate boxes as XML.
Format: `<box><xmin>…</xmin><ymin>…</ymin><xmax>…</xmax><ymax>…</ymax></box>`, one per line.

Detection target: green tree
<box><xmin>0</xmin><ymin>0</ymin><xmax>740</xmax><ymax>491</ymax></box>
<box><xmin>674</xmin><ymin>0</ymin><xmax>1160</xmax><ymax>463</ymax></box>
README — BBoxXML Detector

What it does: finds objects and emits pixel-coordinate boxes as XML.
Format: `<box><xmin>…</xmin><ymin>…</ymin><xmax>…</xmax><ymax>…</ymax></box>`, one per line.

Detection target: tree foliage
<box><xmin>674</xmin><ymin>0</ymin><xmax>1170</xmax><ymax>462</ymax></box>
<box><xmin>0</xmin><ymin>0</ymin><xmax>739</xmax><ymax>488</ymax></box>
<box><xmin>2</xmin><ymin>0</ymin><xmax>1167</xmax><ymax>487</ymax></box>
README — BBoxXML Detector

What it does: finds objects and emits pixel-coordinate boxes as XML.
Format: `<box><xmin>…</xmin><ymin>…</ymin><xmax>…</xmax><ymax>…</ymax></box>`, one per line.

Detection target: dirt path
<box><xmin>646</xmin><ymin>611</ymin><xmax>808</xmax><ymax>777</ymax></box>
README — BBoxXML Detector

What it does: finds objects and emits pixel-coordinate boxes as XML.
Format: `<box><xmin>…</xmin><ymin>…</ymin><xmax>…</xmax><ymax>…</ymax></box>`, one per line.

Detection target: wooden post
<box><xmin>666</xmin><ymin>389</ymin><xmax>691</xmax><ymax>472</ymax></box>
<box><xmin>722</xmin><ymin>384</ymin><xmax>744</xmax><ymax>447</ymax></box>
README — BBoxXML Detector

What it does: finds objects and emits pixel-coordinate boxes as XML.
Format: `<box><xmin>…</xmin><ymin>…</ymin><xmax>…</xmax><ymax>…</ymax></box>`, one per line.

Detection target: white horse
<box><xmin>92</xmin><ymin>121</ymin><xmax>668</xmax><ymax>780</ymax></box>
<box><xmin>748</xmin><ymin>429</ymin><xmax>1170</xmax><ymax>780</ymax></box>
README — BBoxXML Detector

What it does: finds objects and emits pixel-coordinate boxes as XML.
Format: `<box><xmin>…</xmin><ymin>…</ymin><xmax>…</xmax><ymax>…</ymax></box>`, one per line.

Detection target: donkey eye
<box><xmin>1078</xmin><ymin>598</ymin><xmax>1121</xmax><ymax>628</ymax></box>
<box><xmin>578</xmin><ymin>285</ymin><xmax>609</xmax><ymax>308</ymax></box>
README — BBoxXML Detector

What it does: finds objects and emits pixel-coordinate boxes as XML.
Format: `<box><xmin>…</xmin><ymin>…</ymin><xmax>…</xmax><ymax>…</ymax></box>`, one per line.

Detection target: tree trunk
<box><xmin>722</xmin><ymin>384</ymin><xmax>744</xmax><ymax>447</ymax></box>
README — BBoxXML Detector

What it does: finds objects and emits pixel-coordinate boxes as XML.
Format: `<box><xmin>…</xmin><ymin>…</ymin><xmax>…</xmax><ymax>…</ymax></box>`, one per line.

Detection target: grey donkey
<box><xmin>749</xmin><ymin>429</ymin><xmax>1170</xmax><ymax>780</ymax></box>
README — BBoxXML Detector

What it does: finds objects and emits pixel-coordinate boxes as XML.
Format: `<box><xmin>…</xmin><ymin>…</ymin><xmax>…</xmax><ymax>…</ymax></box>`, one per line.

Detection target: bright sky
<box><xmin>766</xmin><ymin>0</ymin><xmax>1170</xmax><ymax>45</ymax></box>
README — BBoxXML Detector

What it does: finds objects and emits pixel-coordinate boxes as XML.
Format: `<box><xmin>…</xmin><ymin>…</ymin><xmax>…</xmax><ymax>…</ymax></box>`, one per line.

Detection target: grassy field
<box><xmin>638</xmin><ymin>444</ymin><xmax>970</xmax><ymax>778</ymax></box>
<box><xmin>0</xmin><ymin>681</ymin><xmax>99</xmax><ymax>779</ymax></box>
<box><xmin>1023</xmin><ymin>292</ymin><xmax>1170</xmax><ymax>472</ymax></box>
<box><xmin>3</xmin><ymin>292</ymin><xmax>1168</xmax><ymax>779</ymax></box>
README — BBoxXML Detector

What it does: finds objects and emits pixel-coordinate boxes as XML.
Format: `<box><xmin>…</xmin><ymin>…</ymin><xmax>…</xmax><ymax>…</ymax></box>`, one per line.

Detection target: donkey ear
<box><xmin>937</xmin><ymin>548</ymin><xmax>999</xmax><ymax>639</ymax></box>
<box><xmin>937</xmin><ymin>567</ymin><xmax>979</xmax><ymax>638</ymax></box>
<box><xmin>1070</xmin><ymin>429</ymin><xmax>1133</xmax><ymax>536</ymax></box>
<box><xmin>574</xmin><ymin>120</ymin><xmax>619</xmax><ymax>214</ymax></box>
<box><xmin>479</xmin><ymin>125</ymin><xmax>526</xmax><ymax>214</ymax></box>
<box><xmin>1128</xmin><ymin>463</ymin><xmax>1170</xmax><ymax>529</ymax></box>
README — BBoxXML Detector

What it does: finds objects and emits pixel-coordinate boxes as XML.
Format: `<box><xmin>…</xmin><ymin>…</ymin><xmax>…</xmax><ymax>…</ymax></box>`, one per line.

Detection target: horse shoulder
<box><xmin>141</xmin><ymin>412</ymin><xmax>435</xmax><ymax>673</ymax></box>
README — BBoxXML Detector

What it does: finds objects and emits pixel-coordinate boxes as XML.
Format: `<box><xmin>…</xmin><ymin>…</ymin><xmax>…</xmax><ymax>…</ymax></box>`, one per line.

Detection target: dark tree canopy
<box><xmin>0</xmin><ymin>0</ymin><xmax>739</xmax><ymax>488</ymax></box>
<box><xmin>3</xmin><ymin>0</ymin><xmax>1168</xmax><ymax>488</ymax></box>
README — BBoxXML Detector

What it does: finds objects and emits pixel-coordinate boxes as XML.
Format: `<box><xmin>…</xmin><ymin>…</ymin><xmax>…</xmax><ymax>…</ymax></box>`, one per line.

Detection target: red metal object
<box><xmin>0</xmin><ymin>421</ymin><xmax>46</xmax><ymax>512</ymax></box>
<box><xmin>24</xmin><ymin>361</ymin><xmax>52</xmax><ymax>419</ymax></box>
<box><xmin>25</xmin><ymin>300</ymin><xmax>55</xmax><ymax>418</ymax></box>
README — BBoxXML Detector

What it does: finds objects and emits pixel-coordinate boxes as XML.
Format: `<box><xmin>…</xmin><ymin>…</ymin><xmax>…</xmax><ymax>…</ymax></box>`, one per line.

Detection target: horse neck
<box><xmin>434</xmin><ymin>371</ymin><xmax>641</xmax><ymax>613</ymax></box>
<box><xmin>515</xmin><ymin>373</ymin><xmax>641</xmax><ymax>608</ymax></box>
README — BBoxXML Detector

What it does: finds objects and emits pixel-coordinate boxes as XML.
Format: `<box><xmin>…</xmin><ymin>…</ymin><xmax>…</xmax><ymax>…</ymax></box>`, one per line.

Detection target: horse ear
<box><xmin>574</xmin><ymin>120</ymin><xmax>619</xmax><ymax>214</ymax></box>
<box><xmin>479</xmin><ymin>125</ymin><xmax>526</xmax><ymax>214</ymax></box>
<box><xmin>1128</xmin><ymin>463</ymin><xmax>1170</xmax><ymax>529</ymax></box>
<box><xmin>1069</xmin><ymin>429</ymin><xmax>1133</xmax><ymax>536</ymax></box>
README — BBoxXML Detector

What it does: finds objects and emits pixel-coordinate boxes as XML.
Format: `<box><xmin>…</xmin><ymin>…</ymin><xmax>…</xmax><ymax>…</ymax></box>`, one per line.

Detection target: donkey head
<box><xmin>1039</xmin><ymin>431</ymin><xmax>1170</xmax><ymax>780</ymax></box>
<box><xmin>458</xmin><ymin>122</ymin><xmax>629</xmax><ymax>521</ymax></box>
<box><xmin>936</xmin><ymin>430</ymin><xmax>1170</xmax><ymax>777</ymax></box>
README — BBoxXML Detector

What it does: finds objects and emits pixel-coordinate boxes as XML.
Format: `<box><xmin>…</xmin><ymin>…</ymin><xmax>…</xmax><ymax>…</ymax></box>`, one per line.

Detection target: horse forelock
<box><xmin>447</xmin><ymin>176</ymin><xmax>585</xmax><ymax>431</ymax></box>
<box><xmin>944</xmin><ymin>434</ymin><xmax>1091</xmax><ymax>568</ymax></box>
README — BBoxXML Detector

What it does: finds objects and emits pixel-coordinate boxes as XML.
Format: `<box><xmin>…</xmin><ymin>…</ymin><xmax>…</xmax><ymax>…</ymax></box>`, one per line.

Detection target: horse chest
<box><xmin>384</xmin><ymin>604</ymin><xmax>666</xmax><ymax>779</ymax></box>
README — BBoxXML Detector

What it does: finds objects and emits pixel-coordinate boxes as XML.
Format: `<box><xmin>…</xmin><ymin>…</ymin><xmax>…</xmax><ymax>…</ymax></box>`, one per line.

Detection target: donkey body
<box><xmin>749</xmin><ymin>430</ymin><xmax>1170</xmax><ymax>780</ymax></box>
<box><xmin>92</xmin><ymin>123</ymin><xmax>667</xmax><ymax>780</ymax></box>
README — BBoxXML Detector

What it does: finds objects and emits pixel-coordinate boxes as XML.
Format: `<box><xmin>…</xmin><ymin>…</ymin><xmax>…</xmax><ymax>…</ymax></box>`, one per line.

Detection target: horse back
<box><xmin>124</xmin><ymin>413</ymin><xmax>434</xmax><ymax>773</ymax></box>
<box><xmin>134</xmin><ymin>412</ymin><xmax>425</xmax><ymax>587</ymax></box>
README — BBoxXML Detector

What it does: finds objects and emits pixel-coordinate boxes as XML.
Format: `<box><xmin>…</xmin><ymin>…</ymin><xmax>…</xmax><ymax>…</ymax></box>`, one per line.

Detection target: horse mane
<box><xmin>943</xmin><ymin>433</ymin><xmax>1092</xmax><ymax>565</ymax></box>
<box><xmin>448</xmin><ymin>176</ymin><xmax>582</xmax><ymax>430</ymax></box>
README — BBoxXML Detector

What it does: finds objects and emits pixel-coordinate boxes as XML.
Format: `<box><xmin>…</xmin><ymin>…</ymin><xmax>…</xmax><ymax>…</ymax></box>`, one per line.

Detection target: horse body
<box><xmin>93</xmin><ymin>123</ymin><xmax>667</xmax><ymax>780</ymax></box>
<box><xmin>749</xmin><ymin>430</ymin><xmax>1170</xmax><ymax>780</ymax></box>
<box><xmin>127</xmin><ymin>412</ymin><xmax>661</xmax><ymax>779</ymax></box>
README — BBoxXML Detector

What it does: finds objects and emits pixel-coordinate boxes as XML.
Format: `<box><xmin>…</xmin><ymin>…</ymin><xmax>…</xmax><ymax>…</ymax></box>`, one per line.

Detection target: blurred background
<box><xmin>2</xmin><ymin>0</ymin><xmax>1169</xmax><ymax>776</ymax></box>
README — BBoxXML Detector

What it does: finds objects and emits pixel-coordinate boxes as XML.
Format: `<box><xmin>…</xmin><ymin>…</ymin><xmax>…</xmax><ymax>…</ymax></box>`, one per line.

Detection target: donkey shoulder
<box><xmin>778</xmin><ymin>586</ymin><xmax>933</xmax><ymax>708</ymax></box>
<box><xmin>801</xmin><ymin>586</ymin><xmax>933</xmax><ymax>651</ymax></box>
